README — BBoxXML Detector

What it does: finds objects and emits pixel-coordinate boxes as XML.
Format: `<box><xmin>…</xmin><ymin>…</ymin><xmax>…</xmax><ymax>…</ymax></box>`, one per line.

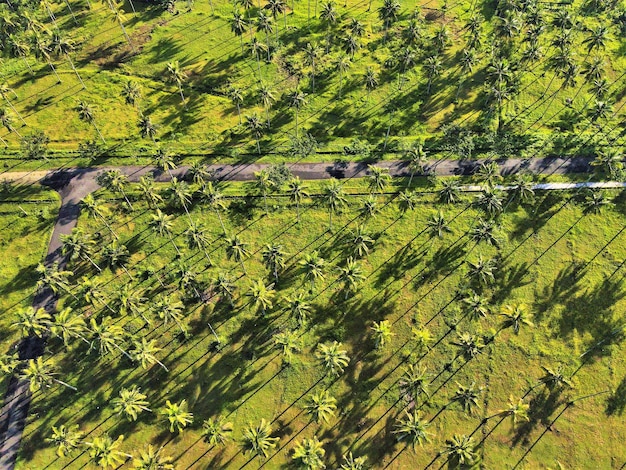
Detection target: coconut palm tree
<box><xmin>149</xmin><ymin>209</ymin><xmax>181</xmax><ymax>257</ymax></box>
<box><xmin>111</xmin><ymin>5</ymin><xmax>135</xmax><ymax>52</ymax></box>
<box><xmin>495</xmin><ymin>396</ymin><xmax>529</xmax><ymax>425</ymax></box>
<box><xmin>287</xmin><ymin>176</ymin><xmax>309</xmax><ymax>223</ymax></box>
<box><xmin>50</xmin><ymin>307</ymin><xmax>89</xmax><ymax>346</ymax></box>
<box><xmin>13</xmin><ymin>306</ymin><xmax>51</xmax><ymax>338</ymax></box>
<box><xmin>378</xmin><ymin>0</ymin><xmax>400</xmax><ymax>36</ymax></box>
<box><xmin>305</xmin><ymin>390</ymin><xmax>337</xmax><ymax>423</ymax></box>
<box><xmin>322</xmin><ymin>178</ymin><xmax>346</xmax><ymax>231</ymax></box>
<box><xmin>132</xmin><ymin>446</ymin><xmax>174</xmax><ymax>470</ymax></box>
<box><xmin>21</xmin><ymin>357</ymin><xmax>76</xmax><ymax>392</ymax></box>
<box><xmin>247</xmin><ymin>115</ymin><xmax>264</xmax><ymax>153</ymax></box>
<box><xmin>292</xmin><ymin>437</ymin><xmax>325</xmax><ymax>470</ymax></box>
<box><xmin>452</xmin><ymin>332</ymin><xmax>485</xmax><ymax>360</ymax></box>
<box><xmin>201</xmin><ymin>181</ymin><xmax>228</xmax><ymax>234</ymax></box>
<box><xmin>168</xmin><ymin>177</ymin><xmax>193</xmax><ymax>222</ymax></box>
<box><xmin>0</xmin><ymin>83</ymin><xmax>26</xmax><ymax>126</ymax></box>
<box><xmin>247</xmin><ymin>279</ymin><xmax>276</xmax><ymax>315</ymax></box>
<box><xmin>86</xmin><ymin>435</ymin><xmax>131</xmax><ymax>468</ymax></box>
<box><xmin>470</xmin><ymin>218</ymin><xmax>499</xmax><ymax>247</ymax></box>
<box><xmin>539</xmin><ymin>365</ymin><xmax>573</xmax><ymax>391</ymax></box>
<box><xmin>343</xmin><ymin>34</ymin><xmax>360</xmax><ymax>57</ymax></box>
<box><xmin>81</xmin><ymin>193</ymin><xmax>118</xmax><ymax>238</ymax></box>
<box><xmin>231</xmin><ymin>11</ymin><xmax>249</xmax><ymax>52</ymax></box>
<box><xmin>97</xmin><ymin>169</ymin><xmax>132</xmax><ymax>209</ymax></box>
<box><xmin>122</xmin><ymin>81</ymin><xmax>141</xmax><ymax>107</ymax></box>
<box><xmin>371</xmin><ymin>320</ymin><xmax>394</xmax><ymax>349</ymax></box>
<box><xmin>299</xmin><ymin>251</ymin><xmax>325</xmax><ymax>293</ymax></box>
<box><xmin>185</xmin><ymin>221</ymin><xmax>213</xmax><ymax>265</ymax></box>
<box><xmin>254</xmin><ymin>169</ymin><xmax>274</xmax><ymax>214</ymax></box>
<box><xmin>340</xmin><ymin>452</ymin><xmax>367</xmax><ymax>470</ymax></box>
<box><xmin>36</xmin><ymin>262</ymin><xmax>73</xmax><ymax>296</ymax></box>
<box><xmin>444</xmin><ymin>434</ymin><xmax>479</xmax><ymax>468</ymax></box>
<box><xmin>138</xmin><ymin>115</ymin><xmax>158</xmax><ymax>141</ymax></box>
<box><xmin>262</xmin><ymin>243</ymin><xmax>287</xmax><ymax>283</ymax></box>
<box><xmin>285</xmin><ymin>292</ymin><xmax>311</xmax><ymax>326</ymax></box>
<box><xmin>583</xmin><ymin>25</ymin><xmax>608</xmax><ymax>53</ymax></box>
<box><xmin>500</xmin><ymin>304</ymin><xmax>533</xmax><ymax>334</ymax></box>
<box><xmin>397</xmin><ymin>190</ymin><xmax>418</xmax><ymax>215</ymax></box>
<box><xmin>336</xmin><ymin>55</ymin><xmax>352</xmax><ymax>98</ymax></box>
<box><xmin>316</xmin><ymin>341</ymin><xmax>350</xmax><ymax>375</ymax></box>
<box><xmin>350</xmin><ymin>225</ymin><xmax>374</xmax><ymax>258</ymax></box>
<box><xmin>242</xmin><ymin>419</ymin><xmax>279</xmax><ymax>458</ymax></box>
<box><xmin>274</xmin><ymin>330</ymin><xmax>302</xmax><ymax>364</ymax></box>
<box><xmin>47</xmin><ymin>425</ymin><xmax>84</xmax><ymax>457</ymax></box>
<box><xmin>337</xmin><ymin>257</ymin><xmax>365</xmax><ymax>300</ymax></box>
<box><xmin>256</xmin><ymin>12</ymin><xmax>274</xmax><ymax>59</ymax></box>
<box><xmin>467</xmin><ymin>256</ymin><xmax>496</xmax><ymax>287</ymax></box>
<box><xmin>364</xmin><ymin>66</ymin><xmax>378</xmax><ymax>100</ymax></box>
<box><xmin>249</xmin><ymin>37</ymin><xmax>267</xmax><ymax>74</ymax></box>
<box><xmin>227</xmin><ymin>86</ymin><xmax>244</xmax><ymax>125</ymax></box>
<box><xmin>76</xmin><ymin>101</ymin><xmax>106</xmax><ymax>143</ymax></box>
<box><xmin>475</xmin><ymin>188</ymin><xmax>503</xmax><ymax>218</ymax></box>
<box><xmin>214</xmin><ymin>272</ymin><xmax>236</xmax><ymax>308</ymax></box>
<box><xmin>161</xmin><ymin>399</ymin><xmax>193</xmax><ymax>433</ymax></box>
<box><xmin>303</xmin><ymin>42</ymin><xmax>322</xmax><ymax>93</ymax></box>
<box><xmin>462</xmin><ymin>291</ymin><xmax>489</xmax><ymax>321</ymax></box>
<box><xmin>438</xmin><ymin>180</ymin><xmax>461</xmax><ymax>204</ymax></box>
<box><xmin>426</xmin><ymin>211</ymin><xmax>452</xmax><ymax>239</ymax></box>
<box><xmin>102</xmin><ymin>242</ymin><xmax>132</xmax><ymax>278</ymax></box>
<box><xmin>450</xmin><ymin>382</ymin><xmax>482</xmax><ymax>414</ymax></box>
<box><xmin>31</xmin><ymin>32</ymin><xmax>62</xmax><ymax>83</ymax></box>
<box><xmin>166</xmin><ymin>61</ymin><xmax>187</xmax><ymax>106</ymax></box>
<box><xmin>399</xmin><ymin>364</ymin><xmax>429</xmax><ymax>405</ymax></box>
<box><xmin>89</xmin><ymin>316</ymin><xmax>131</xmax><ymax>359</ymax></box>
<box><xmin>153</xmin><ymin>297</ymin><xmax>186</xmax><ymax>334</ymax></box>
<box><xmin>424</xmin><ymin>55</ymin><xmax>443</xmax><ymax>95</ymax></box>
<box><xmin>0</xmin><ymin>107</ymin><xmax>21</xmax><ymax>138</ymax></box>
<box><xmin>404</xmin><ymin>143</ymin><xmax>428</xmax><ymax>185</ymax></box>
<box><xmin>367</xmin><ymin>165</ymin><xmax>390</xmax><ymax>193</ymax></box>
<box><xmin>112</xmin><ymin>386</ymin><xmax>151</xmax><ymax>421</ymax></box>
<box><xmin>201</xmin><ymin>416</ymin><xmax>233</xmax><ymax>446</ymax></box>
<box><xmin>394</xmin><ymin>410</ymin><xmax>431</xmax><ymax>451</ymax></box>
<box><xmin>359</xmin><ymin>196</ymin><xmax>378</xmax><ymax>221</ymax></box>
<box><xmin>258</xmin><ymin>83</ymin><xmax>275</xmax><ymax>127</ymax></box>
<box><xmin>288</xmin><ymin>89</ymin><xmax>307</xmax><ymax>138</ymax></box>
<box><xmin>61</xmin><ymin>229</ymin><xmax>101</xmax><ymax>272</ymax></box>
<box><xmin>225</xmin><ymin>235</ymin><xmax>250</xmax><ymax>274</ymax></box>
<box><xmin>50</xmin><ymin>33</ymin><xmax>85</xmax><ymax>89</ymax></box>
<box><xmin>131</xmin><ymin>338</ymin><xmax>168</xmax><ymax>372</ymax></box>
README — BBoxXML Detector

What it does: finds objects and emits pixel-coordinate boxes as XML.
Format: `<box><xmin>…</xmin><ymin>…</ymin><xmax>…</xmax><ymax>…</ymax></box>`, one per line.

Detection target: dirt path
<box><xmin>0</xmin><ymin>155</ymin><xmax>606</xmax><ymax>468</ymax></box>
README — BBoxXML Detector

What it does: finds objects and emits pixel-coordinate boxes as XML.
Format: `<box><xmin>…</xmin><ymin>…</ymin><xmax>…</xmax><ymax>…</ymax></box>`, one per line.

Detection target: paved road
<box><xmin>0</xmin><ymin>155</ymin><xmax>609</xmax><ymax>469</ymax></box>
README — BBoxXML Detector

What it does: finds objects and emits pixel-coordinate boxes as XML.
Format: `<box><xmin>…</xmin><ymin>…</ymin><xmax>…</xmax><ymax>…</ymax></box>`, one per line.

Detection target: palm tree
<box><xmin>378</xmin><ymin>0</ymin><xmax>400</xmax><ymax>37</ymax></box>
<box><xmin>266</xmin><ymin>0</ymin><xmax>287</xmax><ymax>30</ymax></box>
<box><xmin>231</xmin><ymin>11</ymin><xmax>249</xmax><ymax>53</ymax></box>
<box><xmin>153</xmin><ymin>297</ymin><xmax>187</xmax><ymax>334</ymax></box>
<box><xmin>466</xmin><ymin>256</ymin><xmax>496</xmax><ymax>287</ymax></box>
<box><xmin>367</xmin><ymin>165</ymin><xmax>390</xmax><ymax>193</ymax></box>
<box><xmin>469</xmin><ymin>218</ymin><xmax>499</xmax><ymax>247</ymax></box>
<box><xmin>500</xmin><ymin>304</ymin><xmax>533</xmax><ymax>334</ymax></box>
<box><xmin>61</xmin><ymin>228</ymin><xmax>101</xmax><ymax>272</ymax></box>
<box><xmin>132</xmin><ymin>446</ymin><xmax>174</xmax><ymax>470</ymax></box>
<box><xmin>8</xmin><ymin>35</ymin><xmax>33</xmax><ymax>73</ymax></box>
<box><xmin>340</xmin><ymin>452</ymin><xmax>367</xmax><ymax>470</ymax></box>
<box><xmin>343</xmin><ymin>34</ymin><xmax>360</xmax><ymax>57</ymax></box>
<box><xmin>89</xmin><ymin>316</ymin><xmax>132</xmax><ymax>359</ymax></box>
<box><xmin>201</xmin><ymin>181</ymin><xmax>228</xmax><ymax>234</ymax></box>
<box><xmin>337</xmin><ymin>257</ymin><xmax>365</xmax><ymax>299</ymax></box>
<box><xmin>539</xmin><ymin>365</ymin><xmax>573</xmax><ymax>391</ymax></box>
<box><xmin>86</xmin><ymin>435</ymin><xmax>131</xmax><ymax>468</ymax></box>
<box><xmin>336</xmin><ymin>55</ymin><xmax>352</xmax><ymax>98</ymax></box>
<box><xmin>405</xmin><ymin>143</ymin><xmax>428</xmax><ymax>185</ymax></box>
<box><xmin>166</xmin><ymin>61</ymin><xmax>187</xmax><ymax>107</ymax></box>
<box><xmin>0</xmin><ymin>107</ymin><xmax>21</xmax><ymax>138</ymax></box>
<box><xmin>0</xmin><ymin>83</ymin><xmax>26</xmax><ymax>126</ymax></box>
<box><xmin>138</xmin><ymin>115</ymin><xmax>158</xmax><ymax>141</ymax></box>
<box><xmin>292</xmin><ymin>437</ymin><xmax>325</xmax><ymax>470</ymax></box>
<box><xmin>122</xmin><ymin>81</ymin><xmax>141</xmax><ymax>107</ymax></box>
<box><xmin>97</xmin><ymin>169</ymin><xmax>132</xmax><ymax>209</ymax></box>
<box><xmin>131</xmin><ymin>338</ymin><xmax>169</xmax><ymax>372</ymax></box>
<box><xmin>438</xmin><ymin>180</ymin><xmax>460</xmax><ymax>204</ymax></box>
<box><xmin>249</xmin><ymin>38</ymin><xmax>267</xmax><ymax>74</ymax></box>
<box><xmin>168</xmin><ymin>177</ymin><xmax>194</xmax><ymax>222</ymax></box>
<box><xmin>287</xmin><ymin>176</ymin><xmax>309</xmax><ymax>223</ymax></box>
<box><xmin>371</xmin><ymin>320</ymin><xmax>394</xmax><ymax>349</ymax></box>
<box><xmin>50</xmin><ymin>34</ymin><xmax>85</xmax><ymax>89</ymax></box>
<box><xmin>399</xmin><ymin>364</ymin><xmax>429</xmax><ymax>405</ymax></box>
<box><xmin>475</xmin><ymin>188</ymin><xmax>503</xmax><ymax>218</ymax></box>
<box><xmin>50</xmin><ymin>307</ymin><xmax>89</xmax><ymax>346</ymax></box>
<box><xmin>256</xmin><ymin>12</ymin><xmax>274</xmax><ymax>60</ymax></box>
<box><xmin>305</xmin><ymin>390</ymin><xmax>337</xmax><ymax>424</ymax></box>
<box><xmin>274</xmin><ymin>330</ymin><xmax>301</xmax><ymax>364</ymax></box>
<box><xmin>111</xmin><ymin>6</ymin><xmax>135</xmax><ymax>52</ymax></box>
<box><xmin>242</xmin><ymin>419</ymin><xmax>279</xmax><ymax>458</ymax></box>
<box><xmin>247</xmin><ymin>279</ymin><xmax>276</xmax><ymax>315</ymax></box>
<box><xmin>351</xmin><ymin>225</ymin><xmax>374</xmax><ymax>258</ymax></box>
<box><xmin>228</xmin><ymin>86</ymin><xmax>244</xmax><ymax>125</ymax></box>
<box><xmin>201</xmin><ymin>416</ymin><xmax>233</xmax><ymax>446</ymax></box>
<box><xmin>452</xmin><ymin>332</ymin><xmax>485</xmax><ymax>360</ymax></box>
<box><xmin>31</xmin><ymin>33</ymin><xmax>61</xmax><ymax>83</ymax></box>
<box><xmin>359</xmin><ymin>196</ymin><xmax>378</xmax><ymax>221</ymax></box>
<box><xmin>394</xmin><ymin>410</ymin><xmax>431</xmax><ymax>451</ymax></box>
<box><xmin>288</xmin><ymin>89</ymin><xmax>307</xmax><ymax>138</ymax></box>
<box><xmin>450</xmin><ymin>382</ymin><xmax>482</xmax><ymax>414</ymax></box>
<box><xmin>13</xmin><ymin>306</ymin><xmax>51</xmax><ymax>338</ymax></box>
<box><xmin>259</xmin><ymin>84</ymin><xmax>275</xmax><ymax>127</ymax></box>
<box><xmin>149</xmin><ymin>209</ymin><xmax>181</xmax><ymax>257</ymax></box>
<box><xmin>154</xmin><ymin>149</ymin><xmax>177</xmax><ymax>177</ymax></box>
<box><xmin>247</xmin><ymin>114</ymin><xmax>265</xmax><ymax>154</ymax></box>
<box><xmin>76</xmin><ymin>101</ymin><xmax>106</xmax><ymax>143</ymax></box>
<box><xmin>583</xmin><ymin>25</ymin><xmax>608</xmax><ymax>53</ymax></box>
<box><xmin>424</xmin><ymin>55</ymin><xmax>443</xmax><ymax>95</ymax></box>
<box><xmin>299</xmin><ymin>251</ymin><xmax>325</xmax><ymax>293</ymax></box>
<box><xmin>102</xmin><ymin>242</ymin><xmax>132</xmax><ymax>278</ymax></box>
<box><xmin>262</xmin><ymin>243</ymin><xmax>287</xmax><ymax>282</ymax></box>
<box><xmin>364</xmin><ymin>66</ymin><xmax>378</xmax><ymax>100</ymax></box>
<box><xmin>185</xmin><ymin>221</ymin><xmax>213</xmax><ymax>265</ymax></box>
<box><xmin>511</xmin><ymin>176</ymin><xmax>535</xmax><ymax>205</ymax></box>
<box><xmin>47</xmin><ymin>425</ymin><xmax>84</xmax><ymax>457</ymax></box>
<box><xmin>462</xmin><ymin>291</ymin><xmax>489</xmax><ymax>321</ymax></box>
<box><xmin>161</xmin><ymin>399</ymin><xmax>193</xmax><ymax>433</ymax></box>
<box><xmin>36</xmin><ymin>263</ymin><xmax>73</xmax><ymax>296</ymax></box>
<box><xmin>316</xmin><ymin>341</ymin><xmax>350</xmax><ymax>375</ymax></box>
<box><xmin>81</xmin><ymin>193</ymin><xmax>118</xmax><ymax>238</ymax></box>
<box><xmin>426</xmin><ymin>211</ymin><xmax>452</xmax><ymax>239</ymax></box>
<box><xmin>225</xmin><ymin>235</ymin><xmax>250</xmax><ymax>274</ymax></box>
<box><xmin>303</xmin><ymin>42</ymin><xmax>321</xmax><ymax>92</ymax></box>
<box><xmin>214</xmin><ymin>272</ymin><xmax>236</xmax><ymax>308</ymax></box>
<box><xmin>21</xmin><ymin>357</ymin><xmax>76</xmax><ymax>392</ymax></box>
<box><xmin>444</xmin><ymin>434</ymin><xmax>479</xmax><ymax>468</ymax></box>
<box><xmin>495</xmin><ymin>396</ymin><xmax>529</xmax><ymax>425</ymax></box>
<box><xmin>285</xmin><ymin>292</ymin><xmax>311</xmax><ymax>326</ymax></box>
<box><xmin>112</xmin><ymin>386</ymin><xmax>151</xmax><ymax>421</ymax></box>
<box><xmin>398</xmin><ymin>190</ymin><xmax>418</xmax><ymax>215</ymax></box>
<box><xmin>323</xmin><ymin>178</ymin><xmax>346</xmax><ymax>231</ymax></box>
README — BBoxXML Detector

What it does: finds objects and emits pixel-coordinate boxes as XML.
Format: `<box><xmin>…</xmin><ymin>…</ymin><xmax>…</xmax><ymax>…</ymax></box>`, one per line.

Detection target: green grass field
<box><xmin>12</xmin><ymin>175</ymin><xmax>626</xmax><ymax>469</ymax></box>
<box><xmin>0</xmin><ymin>0</ymin><xmax>625</xmax><ymax>170</ymax></box>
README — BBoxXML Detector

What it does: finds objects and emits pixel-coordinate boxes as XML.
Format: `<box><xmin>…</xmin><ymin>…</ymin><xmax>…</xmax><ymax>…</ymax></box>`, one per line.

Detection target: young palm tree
<box><xmin>86</xmin><ymin>435</ymin><xmax>131</xmax><ymax>468</ymax></box>
<box><xmin>61</xmin><ymin>228</ymin><xmax>101</xmax><ymax>272</ymax></box>
<box><xmin>21</xmin><ymin>357</ymin><xmax>76</xmax><ymax>392</ymax></box>
<box><xmin>451</xmin><ymin>332</ymin><xmax>485</xmax><ymax>360</ymax></box>
<box><xmin>138</xmin><ymin>115</ymin><xmax>158</xmax><ymax>141</ymax></box>
<box><xmin>166</xmin><ymin>61</ymin><xmax>187</xmax><ymax>106</ymax></box>
<box><xmin>438</xmin><ymin>180</ymin><xmax>461</xmax><ymax>204</ymax></box>
<box><xmin>247</xmin><ymin>279</ymin><xmax>276</xmax><ymax>315</ymax></box>
<box><xmin>499</xmin><ymin>304</ymin><xmax>533</xmax><ymax>335</ymax></box>
<box><xmin>76</xmin><ymin>101</ymin><xmax>105</xmax><ymax>144</ymax></box>
<box><xmin>50</xmin><ymin>307</ymin><xmax>89</xmax><ymax>346</ymax></box>
<box><xmin>149</xmin><ymin>209</ymin><xmax>181</xmax><ymax>257</ymax></box>
<box><xmin>462</xmin><ymin>291</ymin><xmax>489</xmax><ymax>321</ymax></box>
<box><xmin>363</xmin><ymin>66</ymin><xmax>378</xmax><ymax>100</ymax></box>
<box><xmin>337</xmin><ymin>257</ymin><xmax>365</xmax><ymax>300</ymax></box>
<box><xmin>97</xmin><ymin>169</ymin><xmax>132</xmax><ymax>209</ymax></box>
<box><xmin>201</xmin><ymin>416</ymin><xmax>233</xmax><ymax>446</ymax></box>
<box><xmin>231</xmin><ymin>11</ymin><xmax>249</xmax><ymax>53</ymax></box>
<box><xmin>305</xmin><ymin>390</ymin><xmax>337</xmax><ymax>423</ymax></box>
<box><xmin>242</xmin><ymin>419</ymin><xmax>279</xmax><ymax>458</ymax></box>
<box><xmin>299</xmin><ymin>251</ymin><xmax>325</xmax><ymax>293</ymax></box>
<box><xmin>262</xmin><ymin>243</ymin><xmax>287</xmax><ymax>283</ymax></box>
<box><xmin>201</xmin><ymin>181</ymin><xmax>228</xmax><ymax>234</ymax></box>
<box><xmin>132</xmin><ymin>446</ymin><xmax>174</xmax><ymax>470</ymax></box>
<box><xmin>371</xmin><ymin>320</ymin><xmax>394</xmax><ymax>349</ymax></box>
<box><xmin>398</xmin><ymin>364</ymin><xmax>429</xmax><ymax>405</ymax></box>
<box><xmin>323</xmin><ymin>178</ymin><xmax>346</xmax><ymax>231</ymax></box>
<box><xmin>131</xmin><ymin>338</ymin><xmax>169</xmax><ymax>372</ymax></box>
<box><xmin>47</xmin><ymin>425</ymin><xmax>84</xmax><ymax>457</ymax></box>
<box><xmin>450</xmin><ymin>382</ymin><xmax>482</xmax><ymax>415</ymax></box>
<box><xmin>444</xmin><ymin>434</ymin><xmax>479</xmax><ymax>468</ymax></box>
<box><xmin>340</xmin><ymin>452</ymin><xmax>367</xmax><ymax>470</ymax></box>
<box><xmin>426</xmin><ymin>211</ymin><xmax>452</xmax><ymax>239</ymax></box>
<box><xmin>259</xmin><ymin>83</ymin><xmax>275</xmax><ymax>127</ymax></box>
<box><xmin>112</xmin><ymin>386</ymin><xmax>152</xmax><ymax>421</ymax></box>
<box><xmin>287</xmin><ymin>176</ymin><xmax>309</xmax><ymax>223</ymax></box>
<box><xmin>393</xmin><ymin>410</ymin><xmax>431</xmax><ymax>451</ymax></box>
<box><xmin>274</xmin><ymin>329</ymin><xmax>302</xmax><ymax>364</ymax></box>
<box><xmin>285</xmin><ymin>292</ymin><xmax>312</xmax><ymax>326</ymax></box>
<box><xmin>316</xmin><ymin>341</ymin><xmax>350</xmax><ymax>375</ymax></box>
<box><xmin>288</xmin><ymin>89</ymin><xmax>308</xmax><ymax>138</ymax></box>
<box><xmin>161</xmin><ymin>399</ymin><xmax>193</xmax><ymax>433</ymax></box>
<box><xmin>225</xmin><ymin>235</ymin><xmax>250</xmax><ymax>274</ymax></box>
<box><xmin>13</xmin><ymin>306</ymin><xmax>51</xmax><ymax>338</ymax></box>
<box><xmin>122</xmin><ymin>81</ymin><xmax>141</xmax><ymax>107</ymax></box>
<box><xmin>292</xmin><ymin>437</ymin><xmax>325</xmax><ymax>470</ymax></box>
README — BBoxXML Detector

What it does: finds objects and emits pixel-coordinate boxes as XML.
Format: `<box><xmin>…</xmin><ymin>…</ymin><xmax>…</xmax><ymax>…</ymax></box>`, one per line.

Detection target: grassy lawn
<box><xmin>0</xmin><ymin>0</ymin><xmax>624</xmax><ymax>170</ymax></box>
<box><xmin>13</xmin><ymin>175</ymin><xmax>626</xmax><ymax>468</ymax></box>
<box><xmin>0</xmin><ymin>186</ymin><xmax>60</xmax><ymax>397</ymax></box>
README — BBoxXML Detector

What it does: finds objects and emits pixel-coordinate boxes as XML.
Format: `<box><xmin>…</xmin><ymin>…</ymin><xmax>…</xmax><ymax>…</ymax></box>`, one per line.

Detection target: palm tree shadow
<box><xmin>606</xmin><ymin>376</ymin><xmax>626</xmax><ymax>416</ymax></box>
<box><xmin>511</xmin><ymin>388</ymin><xmax>566</xmax><ymax>447</ymax></box>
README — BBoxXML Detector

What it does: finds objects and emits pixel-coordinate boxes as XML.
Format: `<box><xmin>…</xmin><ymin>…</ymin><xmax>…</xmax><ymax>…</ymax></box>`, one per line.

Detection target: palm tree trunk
<box><xmin>177</xmin><ymin>83</ymin><xmax>186</xmax><ymax>107</ymax></box>
<box><xmin>22</xmin><ymin>56</ymin><xmax>33</xmax><ymax>74</ymax></box>
<box><xmin>128</xmin><ymin>0</ymin><xmax>136</xmax><ymax>13</ymax></box>
<box><xmin>208</xmin><ymin>0</ymin><xmax>214</xmax><ymax>13</ymax></box>
<box><xmin>296</xmin><ymin>200</ymin><xmax>300</xmax><ymax>223</ymax></box>
<box><xmin>236</xmin><ymin>103</ymin><xmax>241</xmax><ymax>124</ymax></box>
<box><xmin>3</xmin><ymin>97</ymin><xmax>26</xmax><ymax>126</ymax></box>
<box><xmin>119</xmin><ymin>21</ymin><xmax>136</xmax><ymax>53</ymax></box>
<box><xmin>81</xmin><ymin>253</ymin><xmax>102</xmax><ymax>272</ymax></box>
<box><xmin>64</xmin><ymin>0</ymin><xmax>78</xmax><ymax>23</ymax></box>
<box><xmin>168</xmin><ymin>233</ymin><xmax>182</xmax><ymax>257</ymax></box>
<box><xmin>93</xmin><ymin>122</ymin><xmax>107</xmax><ymax>144</ymax></box>
<box><xmin>339</xmin><ymin>68</ymin><xmax>343</xmax><ymax>98</ymax></box>
<box><xmin>215</xmin><ymin>209</ymin><xmax>226</xmax><ymax>235</ymax></box>
<box><xmin>47</xmin><ymin>60</ymin><xmax>62</xmax><ymax>84</ymax></box>
<box><xmin>265</xmin><ymin>105</ymin><xmax>271</xmax><ymax>128</ymax></box>
<box><xmin>67</xmin><ymin>54</ymin><xmax>86</xmax><ymax>89</ymax></box>
<box><xmin>0</xmin><ymin>134</ymin><xmax>7</xmax><ymax>146</ymax></box>
<box><xmin>53</xmin><ymin>378</ymin><xmax>77</xmax><ymax>391</ymax></box>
